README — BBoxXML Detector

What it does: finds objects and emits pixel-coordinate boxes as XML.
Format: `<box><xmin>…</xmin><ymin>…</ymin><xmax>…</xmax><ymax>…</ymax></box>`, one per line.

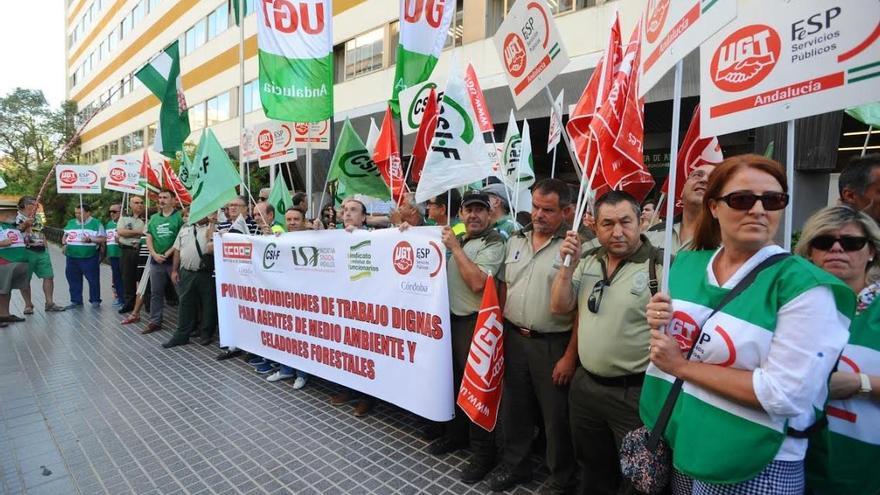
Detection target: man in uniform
<box><xmin>481</xmin><ymin>183</ymin><xmax>520</xmax><ymax>239</ymax></box>
<box><xmin>117</xmin><ymin>195</ymin><xmax>146</xmax><ymax>313</ymax></box>
<box><xmin>425</xmin><ymin>191</ymin><xmax>506</xmax><ymax>484</ymax></box>
<box><xmin>550</xmin><ymin>190</ymin><xmax>662</xmax><ymax>495</ymax></box>
<box><xmin>426</xmin><ymin>189</ymin><xmax>465</xmax><ymax>235</ymax></box>
<box><xmin>646</xmin><ymin>162</ymin><xmax>716</xmax><ymax>252</ymax></box>
<box><xmin>144</xmin><ymin>190</ymin><xmax>183</xmax><ymax>333</ymax></box>
<box><xmin>485</xmin><ymin>179</ymin><xmax>577</xmax><ymax>493</ymax></box>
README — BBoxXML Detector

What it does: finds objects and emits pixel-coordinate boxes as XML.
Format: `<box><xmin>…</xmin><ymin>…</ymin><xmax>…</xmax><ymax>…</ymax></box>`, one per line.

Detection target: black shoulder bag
<box><xmin>193</xmin><ymin>226</ymin><xmax>214</xmax><ymax>273</ymax></box>
<box><xmin>619</xmin><ymin>252</ymin><xmax>790</xmax><ymax>494</ymax></box>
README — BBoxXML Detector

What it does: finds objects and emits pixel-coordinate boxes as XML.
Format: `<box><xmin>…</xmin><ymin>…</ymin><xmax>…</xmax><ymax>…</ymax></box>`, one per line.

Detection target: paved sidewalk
<box><xmin>0</xmin><ymin>246</ymin><xmax>552</xmax><ymax>494</ymax></box>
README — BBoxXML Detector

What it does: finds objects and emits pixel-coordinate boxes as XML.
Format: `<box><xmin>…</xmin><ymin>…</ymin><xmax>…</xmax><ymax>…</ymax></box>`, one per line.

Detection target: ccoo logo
<box><xmin>223</xmin><ymin>242</ymin><xmax>252</xmax><ymax>261</ymax></box>
<box><xmin>392</xmin><ymin>241</ymin><xmax>414</xmax><ymax>275</ymax></box>
<box><xmin>502</xmin><ymin>33</ymin><xmax>527</xmax><ymax>78</ymax></box>
<box><xmin>711</xmin><ymin>24</ymin><xmax>781</xmax><ymax>93</ymax></box>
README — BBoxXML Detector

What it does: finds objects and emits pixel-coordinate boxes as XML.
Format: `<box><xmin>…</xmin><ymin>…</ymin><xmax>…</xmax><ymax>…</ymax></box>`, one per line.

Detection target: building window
<box><xmin>206</xmin><ymin>92</ymin><xmax>231</xmax><ymax>126</ymax></box>
<box><xmin>148</xmin><ymin>0</ymin><xmax>161</xmax><ymax>14</ymax></box>
<box><xmin>342</xmin><ymin>27</ymin><xmax>384</xmax><ymax>81</ymax></box>
<box><xmin>120</xmin><ymin>12</ymin><xmax>132</xmax><ymax>38</ymax></box>
<box><xmin>121</xmin><ymin>133</ymin><xmax>132</xmax><ymax>153</ymax></box>
<box><xmin>487</xmin><ymin>0</ymin><xmax>577</xmax><ymax>34</ymax></box>
<box><xmin>243</xmin><ymin>80</ymin><xmax>260</xmax><ymax>113</ymax></box>
<box><xmin>132</xmin><ymin>1</ymin><xmax>145</xmax><ymax>26</ymax></box>
<box><xmin>185</xmin><ymin>18</ymin><xmax>207</xmax><ymax>55</ymax></box>
<box><xmin>207</xmin><ymin>5</ymin><xmax>229</xmax><ymax>40</ymax></box>
<box><xmin>131</xmin><ymin>130</ymin><xmax>144</xmax><ymax>150</ymax></box>
<box><xmin>99</xmin><ymin>40</ymin><xmax>107</xmax><ymax>60</ymax></box>
<box><xmin>109</xmin><ymin>139</ymin><xmax>119</xmax><ymax>156</ymax></box>
<box><xmin>243</xmin><ymin>0</ymin><xmax>256</xmax><ymax>16</ymax></box>
<box><xmin>443</xmin><ymin>4</ymin><xmax>464</xmax><ymax>49</ymax></box>
<box><xmin>148</xmin><ymin>124</ymin><xmax>157</xmax><ymax>145</ymax></box>
<box><xmin>189</xmin><ymin>102</ymin><xmax>206</xmax><ymax>130</ymax></box>
<box><xmin>108</xmin><ymin>27</ymin><xmax>118</xmax><ymax>52</ymax></box>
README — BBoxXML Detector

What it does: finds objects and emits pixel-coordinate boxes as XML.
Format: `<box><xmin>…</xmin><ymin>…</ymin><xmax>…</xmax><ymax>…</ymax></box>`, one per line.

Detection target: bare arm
<box><xmin>550</xmin><ymin>231</ymin><xmax>581</xmax><ymax>314</ymax></box>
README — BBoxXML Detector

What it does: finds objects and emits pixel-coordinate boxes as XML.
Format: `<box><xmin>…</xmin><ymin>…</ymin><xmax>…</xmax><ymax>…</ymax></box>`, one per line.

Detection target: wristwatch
<box><xmin>859</xmin><ymin>373</ymin><xmax>873</xmax><ymax>395</ymax></box>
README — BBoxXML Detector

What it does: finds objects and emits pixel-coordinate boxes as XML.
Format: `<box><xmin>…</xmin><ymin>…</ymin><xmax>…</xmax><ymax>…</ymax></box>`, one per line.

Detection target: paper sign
<box><xmin>56</xmin><ymin>165</ymin><xmax>102</xmax><ymax>194</ymax></box>
<box><xmin>493</xmin><ymin>0</ymin><xmax>570</xmax><ymax>109</ymax></box>
<box><xmin>105</xmin><ymin>155</ymin><xmax>145</xmax><ymax>194</ymax></box>
<box><xmin>700</xmin><ymin>0</ymin><xmax>880</xmax><ymax>137</ymax></box>
<box><xmin>640</xmin><ymin>0</ymin><xmax>737</xmax><ymax>96</ymax></box>
<box><xmin>241</xmin><ymin>119</ymin><xmax>331</xmax><ymax>167</ymax></box>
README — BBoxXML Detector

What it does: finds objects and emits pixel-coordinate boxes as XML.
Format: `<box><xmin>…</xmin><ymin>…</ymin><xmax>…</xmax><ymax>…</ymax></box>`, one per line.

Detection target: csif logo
<box><xmin>261</xmin><ymin>0</ymin><xmax>325</xmax><ymax>34</ymax></box>
<box><xmin>407</xmin><ymin>82</ymin><xmax>444</xmax><ymax>130</ymax></box>
<box><xmin>339</xmin><ymin>149</ymin><xmax>382</xmax><ymax>179</ymax></box>
<box><xmin>502</xmin><ymin>33</ymin><xmax>527</xmax><ymax>78</ymax></box>
<box><xmin>645</xmin><ymin>0</ymin><xmax>669</xmax><ymax>44</ymax></box>
<box><xmin>392</xmin><ymin>241</ymin><xmax>414</xmax><ymax>275</ymax></box>
<box><xmin>263</xmin><ymin>242</ymin><xmax>281</xmax><ymax>269</ymax></box>
<box><xmin>109</xmin><ymin>167</ymin><xmax>127</xmax><ymax>182</ymax></box>
<box><xmin>291</xmin><ymin>245</ymin><xmax>320</xmax><ymax>266</ymax></box>
<box><xmin>711</xmin><ymin>24</ymin><xmax>781</xmax><ymax>93</ymax></box>
<box><xmin>403</xmin><ymin>0</ymin><xmax>446</xmax><ymax>28</ymax></box>
<box><xmin>223</xmin><ymin>242</ymin><xmax>252</xmax><ymax>262</ymax></box>
<box><xmin>429</xmin><ymin>96</ymin><xmax>475</xmax><ymax>161</ymax></box>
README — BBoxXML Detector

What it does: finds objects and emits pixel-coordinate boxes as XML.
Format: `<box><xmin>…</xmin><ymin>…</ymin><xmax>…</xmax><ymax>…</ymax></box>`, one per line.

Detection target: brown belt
<box><xmin>504</xmin><ymin>319</ymin><xmax>570</xmax><ymax>339</ymax></box>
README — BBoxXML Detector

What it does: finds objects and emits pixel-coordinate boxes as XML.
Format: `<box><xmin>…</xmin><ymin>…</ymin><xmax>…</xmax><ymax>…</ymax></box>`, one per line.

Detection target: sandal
<box><xmin>121</xmin><ymin>314</ymin><xmax>141</xmax><ymax>324</ymax></box>
<box><xmin>23</xmin><ymin>306</ymin><xmax>34</xmax><ymax>315</ymax></box>
<box><xmin>45</xmin><ymin>303</ymin><xmax>66</xmax><ymax>312</ymax></box>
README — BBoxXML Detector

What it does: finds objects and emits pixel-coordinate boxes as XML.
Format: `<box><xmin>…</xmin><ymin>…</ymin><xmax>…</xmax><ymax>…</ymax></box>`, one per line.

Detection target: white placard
<box><xmin>493</xmin><ymin>0</ymin><xmax>569</xmax><ymax>109</ymax></box>
<box><xmin>104</xmin><ymin>155</ymin><xmax>145</xmax><ymax>194</ymax></box>
<box><xmin>214</xmin><ymin>228</ymin><xmax>454</xmax><ymax>421</ymax></box>
<box><xmin>700</xmin><ymin>0</ymin><xmax>880</xmax><ymax>137</ymax></box>
<box><xmin>398</xmin><ymin>76</ymin><xmax>446</xmax><ymax>135</ymax></box>
<box><xmin>639</xmin><ymin>0</ymin><xmax>737</xmax><ymax>96</ymax></box>
<box><xmin>56</xmin><ymin>164</ymin><xmax>102</xmax><ymax>194</ymax></box>
<box><xmin>241</xmin><ymin>119</ymin><xmax>331</xmax><ymax>167</ymax></box>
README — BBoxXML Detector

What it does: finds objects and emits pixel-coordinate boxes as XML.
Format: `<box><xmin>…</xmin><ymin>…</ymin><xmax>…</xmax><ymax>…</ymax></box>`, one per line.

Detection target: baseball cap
<box><xmin>461</xmin><ymin>190</ymin><xmax>491</xmax><ymax>209</ymax></box>
<box><xmin>481</xmin><ymin>183</ymin><xmax>509</xmax><ymax>209</ymax></box>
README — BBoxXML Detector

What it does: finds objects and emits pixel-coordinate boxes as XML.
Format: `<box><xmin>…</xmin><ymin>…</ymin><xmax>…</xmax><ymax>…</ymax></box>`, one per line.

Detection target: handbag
<box><xmin>619</xmin><ymin>252</ymin><xmax>790</xmax><ymax>494</ymax></box>
<box><xmin>192</xmin><ymin>226</ymin><xmax>214</xmax><ymax>273</ymax></box>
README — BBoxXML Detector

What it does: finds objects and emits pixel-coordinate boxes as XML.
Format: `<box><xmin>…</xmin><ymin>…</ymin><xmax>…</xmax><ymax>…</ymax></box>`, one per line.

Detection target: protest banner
<box><xmin>56</xmin><ymin>165</ymin><xmax>102</xmax><ymax>194</ymax></box>
<box><xmin>398</xmin><ymin>76</ymin><xmax>445</xmax><ymax>135</ymax></box>
<box><xmin>493</xmin><ymin>0</ymin><xmax>569</xmax><ymax>109</ymax></box>
<box><xmin>699</xmin><ymin>0</ymin><xmax>880</xmax><ymax>137</ymax></box>
<box><xmin>639</xmin><ymin>0</ymin><xmax>736</xmax><ymax>96</ymax></box>
<box><xmin>105</xmin><ymin>156</ymin><xmax>145</xmax><ymax>195</ymax></box>
<box><xmin>214</xmin><ymin>228</ymin><xmax>454</xmax><ymax>421</ymax></box>
<box><xmin>241</xmin><ymin>119</ymin><xmax>330</xmax><ymax>167</ymax></box>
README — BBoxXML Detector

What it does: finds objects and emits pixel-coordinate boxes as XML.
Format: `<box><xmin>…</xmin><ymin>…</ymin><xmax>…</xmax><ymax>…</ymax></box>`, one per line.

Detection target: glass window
<box><xmin>108</xmin><ymin>27</ymin><xmax>118</xmax><ymax>52</ymax></box>
<box><xmin>189</xmin><ymin>102</ymin><xmax>205</xmax><ymax>130</ymax></box>
<box><xmin>99</xmin><ymin>40</ymin><xmax>107</xmax><ymax>60</ymax></box>
<box><xmin>148</xmin><ymin>0</ymin><xmax>160</xmax><ymax>14</ymax></box>
<box><xmin>100</xmin><ymin>145</ymin><xmax>109</xmax><ymax>161</ymax></box>
<box><xmin>120</xmin><ymin>13</ymin><xmax>131</xmax><ymax>38</ymax></box>
<box><xmin>109</xmin><ymin>139</ymin><xmax>119</xmax><ymax>156</ymax></box>
<box><xmin>216</xmin><ymin>92</ymin><xmax>230</xmax><ymax>122</ymax></box>
<box><xmin>119</xmin><ymin>78</ymin><xmax>126</xmax><ymax>98</ymax></box>
<box><xmin>206</xmin><ymin>96</ymin><xmax>219</xmax><ymax>126</ymax></box>
<box><xmin>121</xmin><ymin>134</ymin><xmax>132</xmax><ymax>153</ymax></box>
<box><xmin>147</xmin><ymin>123</ymin><xmax>157</xmax><ymax>145</ymax></box>
<box><xmin>243</xmin><ymin>0</ymin><xmax>256</xmax><ymax>16</ymax></box>
<box><xmin>443</xmin><ymin>3</ymin><xmax>464</xmax><ymax>49</ymax></box>
<box><xmin>131</xmin><ymin>130</ymin><xmax>144</xmax><ymax>150</ymax></box>
<box><xmin>343</xmin><ymin>27</ymin><xmax>384</xmax><ymax>81</ymax></box>
<box><xmin>208</xmin><ymin>5</ymin><xmax>229</xmax><ymax>39</ymax></box>
<box><xmin>133</xmin><ymin>2</ymin><xmax>145</xmax><ymax>26</ymax></box>
<box><xmin>243</xmin><ymin>79</ymin><xmax>260</xmax><ymax>113</ymax></box>
<box><xmin>576</xmin><ymin>0</ymin><xmax>598</xmax><ymax>8</ymax></box>
<box><xmin>185</xmin><ymin>19</ymin><xmax>207</xmax><ymax>55</ymax></box>
<box><xmin>389</xmin><ymin>22</ymin><xmax>399</xmax><ymax>65</ymax></box>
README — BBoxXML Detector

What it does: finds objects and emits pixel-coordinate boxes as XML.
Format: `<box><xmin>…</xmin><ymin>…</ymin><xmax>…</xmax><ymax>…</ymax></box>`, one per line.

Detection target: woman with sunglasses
<box><xmin>640</xmin><ymin>155</ymin><xmax>854</xmax><ymax>494</ymax></box>
<box><xmin>794</xmin><ymin>206</ymin><xmax>880</xmax><ymax>495</ymax></box>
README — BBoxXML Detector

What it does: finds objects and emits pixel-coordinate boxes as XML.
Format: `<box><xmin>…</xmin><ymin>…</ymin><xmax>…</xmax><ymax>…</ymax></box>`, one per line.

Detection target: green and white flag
<box><xmin>328</xmin><ymin>119</ymin><xmax>392</xmax><ymax>201</ymax></box>
<box><xmin>499</xmin><ymin>111</ymin><xmax>534</xmax><ymax>213</ymax></box>
<box><xmin>188</xmin><ymin>129</ymin><xmax>242</xmax><ymax>224</ymax></box>
<box><xmin>389</xmin><ymin>0</ymin><xmax>457</xmax><ymax>116</ymax></box>
<box><xmin>414</xmin><ymin>59</ymin><xmax>494</xmax><ymax>203</ymax></box>
<box><xmin>365</xmin><ymin>117</ymin><xmax>380</xmax><ymax>156</ymax></box>
<box><xmin>267</xmin><ymin>176</ymin><xmax>293</xmax><ymax>217</ymax></box>
<box><xmin>177</xmin><ymin>149</ymin><xmax>195</xmax><ymax>191</ymax></box>
<box><xmin>257</xmin><ymin>0</ymin><xmax>333</xmax><ymax>123</ymax></box>
<box><xmin>846</xmin><ymin>102</ymin><xmax>880</xmax><ymax>128</ymax></box>
<box><xmin>135</xmin><ymin>41</ymin><xmax>190</xmax><ymax>158</ymax></box>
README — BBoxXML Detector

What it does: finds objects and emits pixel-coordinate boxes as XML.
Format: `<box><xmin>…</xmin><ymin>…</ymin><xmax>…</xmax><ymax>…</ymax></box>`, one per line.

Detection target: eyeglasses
<box><xmin>715</xmin><ymin>191</ymin><xmax>789</xmax><ymax>211</ymax></box>
<box><xmin>109</xmin><ymin>210</ymin><xmax>120</xmax><ymax>214</ymax></box>
<box><xmin>587</xmin><ymin>279</ymin><xmax>608</xmax><ymax>314</ymax></box>
<box><xmin>810</xmin><ymin>235</ymin><xmax>869</xmax><ymax>252</ymax></box>
<box><xmin>259</xmin><ymin>197</ymin><xmax>268</xmax><ymax>201</ymax></box>
<box><xmin>228</xmin><ymin>203</ymin><xmax>245</xmax><ymax>208</ymax></box>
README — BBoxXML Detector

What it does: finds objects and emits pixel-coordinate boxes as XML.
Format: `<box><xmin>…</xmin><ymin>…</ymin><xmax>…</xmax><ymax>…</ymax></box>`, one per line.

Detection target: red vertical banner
<box><xmin>373</xmin><ymin>106</ymin><xmax>406</xmax><ymax>201</ymax></box>
<box><xmin>457</xmin><ymin>276</ymin><xmax>505</xmax><ymax>432</ymax></box>
<box><xmin>410</xmin><ymin>88</ymin><xmax>439</xmax><ymax>183</ymax></box>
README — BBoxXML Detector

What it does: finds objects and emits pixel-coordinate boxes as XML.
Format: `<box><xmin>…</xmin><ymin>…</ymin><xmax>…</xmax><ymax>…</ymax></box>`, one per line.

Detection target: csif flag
<box><xmin>390</xmin><ymin>0</ymin><xmax>457</xmax><ymax>116</ymax></box>
<box><xmin>328</xmin><ymin>119</ymin><xmax>392</xmax><ymax>201</ymax></box>
<box><xmin>411</xmin><ymin>87</ymin><xmax>439</xmax><ymax>183</ymax></box>
<box><xmin>414</xmin><ymin>59</ymin><xmax>495</xmax><ymax>203</ymax></box>
<box><xmin>365</xmin><ymin>117</ymin><xmax>380</xmax><ymax>156</ymax></box>
<box><xmin>135</xmin><ymin>41</ymin><xmax>191</xmax><ymax>158</ymax></box>
<box><xmin>257</xmin><ymin>0</ymin><xmax>333</xmax><ymax>122</ymax></box>
<box><xmin>457</xmin><ymin>276</ymin><xmax>505</xmax><ymax>432</ymax></box>
<box><xmin>374</xmin><ymin>106</ymin><xmax>406</xmax><ymax>201</ymax></box>
<box><xmin>662</xmin><ymin>105</ymin><xmax>723</xmax><ymax>215</ymax></box>
<box><xmin>188</xmin><ymin>129</ymin><xmax>243</xmax><ymax>224</ymax></box>
<box><xmin>846</xmin><ymin>102</ymin><xmax>880</xmax><ymax>128</ymax></box>
<box><xmin>267</xmin><ymin>176</ymin><xmax>294</xmax><ymax>216</ymax></box>
<box><xmin>178</xmin><ymin>150</ymin><xmax>195</xmax><ymax>191</ymax></box>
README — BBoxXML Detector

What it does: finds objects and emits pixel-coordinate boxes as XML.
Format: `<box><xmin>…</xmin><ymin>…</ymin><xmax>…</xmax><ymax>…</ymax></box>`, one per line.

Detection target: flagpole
<box><xmin>784</xmin><ymin>119</ymin><xmax>795</xmax><ymax>251</ymax></box>
<box><xmin>447</xmin><ymin>190</ymin><xmax>452</xmax><ymax>227</ymax></box>
<box><xmin>78</xmin><ymin>193</ymin><xmax>85</xmax><ymax>238</ymax></box>
<box><xmin>660</xmin><ymin>60</ymin><xmax>684</xmax><ymax>292</ymax></box>
<box><xmin>237</xmin><ymin>0</ymin><xmax>246</xmax><ymax>196</ymax></box>
<box><xmin>269</xmin><ymin>162</ymin><xmax>275</xmax><ymax>187</ymax></box>
<box><xmin>306</xmin><ymin>125</ymin><xmax>313</xmax><ymax>217</ymax></box>
<box><xmin>512</xmin><ymin>119</ymin><xmax>525</xmax><ymax>219</ymax></box>
<box><xmin>862</xmin><ymin>126</ymin><xmax>873</xmax><ymax>156</ymax></box>
<box><xmin>550</xmin><ymin>145</ymin><xmax>558</xmax><ymax>178</ymax></box>
<box><xmin>650</xmin><ymin>192</ymin><xmax>665</xmax><ymax>229</ymax></box>
<box><xmin>398</xmin><ymin>155</ymin><xmax>414</xmax><ymax>207</ymax></box>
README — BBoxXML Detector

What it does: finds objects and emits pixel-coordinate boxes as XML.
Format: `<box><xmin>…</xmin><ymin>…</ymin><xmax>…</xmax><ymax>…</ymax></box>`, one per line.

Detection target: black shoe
<box><xmin>427</xmin><ymin>436</ymin><xmax>467</xmax><ymax>456</ymax></box>
<box><xmin>421</xmin><ymin>422</ymin><xmax>444</xmax><ymax>441</ymax></box>
<box><xmin>0</xmin><ymin>315</ymin><xmax>25</xmax><ymax>323</ymax></box>
<box><xmin>162</xmin><ymin>339</ymin><xmax>189</xmax><ymax>349</ymax></box>
<box><xmin>198</xmin><ymin>336</ymin><xmax>214</xmax><ymax>346</ymax></box>
<box><xmin>459</xmin><ymin>458</ymin><xmax>495</xmax><ymax>484</ymax></box>
<box><xmin>216</xmin><ymin>349</ymin><xmax>243</xmax><ymax>361</ymax></box>
<box><xmin>485</xmin><ymin>464</ymin><xmax>531</xmax><ymax>492</ymax></box>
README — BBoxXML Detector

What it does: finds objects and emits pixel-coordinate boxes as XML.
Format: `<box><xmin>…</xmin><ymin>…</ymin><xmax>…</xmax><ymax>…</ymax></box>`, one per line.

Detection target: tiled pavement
<box><xmin>0</xmin><ymin>247</ymin><xmax>553</xmax><ymax>495</ymax></box>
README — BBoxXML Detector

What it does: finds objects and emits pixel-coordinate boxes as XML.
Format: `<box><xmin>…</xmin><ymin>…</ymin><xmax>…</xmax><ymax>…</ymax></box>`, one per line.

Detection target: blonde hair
<box><xmin>795</xmin><ymin>205</ymin><xmax>880</xmax><ymax>272</ymax></box>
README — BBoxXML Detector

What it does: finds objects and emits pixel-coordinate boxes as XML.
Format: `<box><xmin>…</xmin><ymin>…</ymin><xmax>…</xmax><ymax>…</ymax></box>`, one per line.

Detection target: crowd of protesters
<box><xmin>0</xmin><ymin>153</ymin><xmax>876</xmax><ymax>494</ymax></box>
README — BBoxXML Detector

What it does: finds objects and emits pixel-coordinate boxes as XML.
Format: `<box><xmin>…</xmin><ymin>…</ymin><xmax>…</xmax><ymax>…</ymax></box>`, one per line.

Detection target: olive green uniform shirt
<box><xmin>447</xmin><ymin>228</ymin><xmax>506</xmax><ymax>316</ymax></box>
<box><xmin>571</xmin><ymin>236</ymin><xmax>664</xmax><ymax>377</ymax></box>
<box><xmin>499</xmin><ymin>224</ymin><xmax>574</xmax><ymax>333</ymax></box>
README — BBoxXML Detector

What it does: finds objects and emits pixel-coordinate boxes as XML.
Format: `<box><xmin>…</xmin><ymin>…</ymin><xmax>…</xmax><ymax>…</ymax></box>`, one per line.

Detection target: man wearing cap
<box><xmin>425</xmin><ymin>191</ymin><xmax>506</xmax><ymax>483</ymax></box>
<box><xmin>485</xmin><ymin>179</ymin><xmax>577</xmax><ymax>493</ymax></box>
<box><xmin>481</xmin><ymin>183</ymin><xmax>520</xmax><ymax>240</ymax></box>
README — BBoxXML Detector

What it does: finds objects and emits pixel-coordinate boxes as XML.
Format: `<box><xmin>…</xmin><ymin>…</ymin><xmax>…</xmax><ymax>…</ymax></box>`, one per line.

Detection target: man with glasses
<box><xmin>646</xmin><ymin>163</ymin><xmax>716</xmax><ymax>252</ymax></box>
<box><xmin>15</xmin><ymin>196</ymin><xmax>66</xmax><ymax>313</ymax></box>
<box><xmin>105</xmin><ymin>204</ymin><xmax>125</xmax><ymax>309</ymax></box>
<box><xmin>485</xmin><ymin>179</ymin><xmax>577</xmax><ymax>494</ymax></box>
<box><xmin>117</xmin><ymin>195</ymin><xmax>146</xmax><ymax>313</ymax></box>
<box><xmin>217</xmin><ymin>196</ymin><xmax>258</xmax><ymax>235</ymax></box>
<box><xmin>550</xmin><ymin>190</ymin><xmax>663</xmax><ymax>495</ymax></box>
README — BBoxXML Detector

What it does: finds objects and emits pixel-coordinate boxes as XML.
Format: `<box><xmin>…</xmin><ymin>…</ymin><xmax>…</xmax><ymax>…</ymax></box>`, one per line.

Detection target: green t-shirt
<box><xmin>0</xmin><ymin>221</ymin><xmax>28</xmax><ymax>263</ymax></box>
<box><xmin>105</xmin><ymin>220</ymin><xmax>121</xmax><ymax>258</ymax></box>
<box><xmin>147</xmin><ymin>210</ymin><xmax>183</xmax><ymax>254</ymax></box>
<box><xmin>63</xmin><ymin>217</ymin><xmax>106</xmax><ymax>258</ymax></box>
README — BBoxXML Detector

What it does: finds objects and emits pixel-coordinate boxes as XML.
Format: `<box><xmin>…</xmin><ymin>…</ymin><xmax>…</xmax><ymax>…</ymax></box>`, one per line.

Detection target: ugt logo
<box><xmin>263</xmin><ymin>242</ymin><xmax>281</xmax><ymax>269</ymax></box>
<box><xmin>393</xmin><ymin>241</ymin><xmax>414</xmax><ymax>275</ymax></box>
<box><xmin>291</xmin><ymin>245</ymin><xmax>319</xmax><ymax>266</ymax></box>
<box><xmin>403</xmin><ymin>0</ymin><xmax>446</xmax><ymax>28</ymax></box>
<box><xmin>711</xmin><ymin>24</ymin><xmax>781</xmax><ymax>92</ymax></box>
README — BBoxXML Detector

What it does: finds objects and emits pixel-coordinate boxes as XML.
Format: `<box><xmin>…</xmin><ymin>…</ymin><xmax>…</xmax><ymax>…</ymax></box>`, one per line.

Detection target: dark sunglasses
<box><xmin>810</xmin><ymin>235</ymin><xmax>869</xmax><ymax>252</ymax></box>
<box><xmin>109</xmin><ymin>210</ymin><xmax>120</xmax><ymax>214</ymax></box>
<box><xmin>715</xmin><ymin>191</ymin><xmax>789</xmax><ymax>211</ymax></box>
<box><xmin>587</xmin><ymin>279</ymin><xmax>608</xmax><ymax>314</ymax></box>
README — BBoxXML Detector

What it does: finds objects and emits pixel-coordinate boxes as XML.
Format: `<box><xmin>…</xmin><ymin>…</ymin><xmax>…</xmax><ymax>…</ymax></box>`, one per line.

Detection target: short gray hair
<box><xmin>795</xmin><ymin>205</ymin><xmax>880</xmax><ymax>272</ymax></box>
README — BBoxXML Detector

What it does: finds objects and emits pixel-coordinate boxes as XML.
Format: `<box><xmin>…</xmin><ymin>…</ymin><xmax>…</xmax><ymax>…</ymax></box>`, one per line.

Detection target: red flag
<box><xmin>139</xmin><ymin>149</ymin><xmax>163</xmax><ymax>192</ymax></box>
<box><xmin>373</xmin><ymin>106</ymin><xmax>406</xmax><ymax>201</ymax></box>
<box><xmin>410</xmin><ymin>88</ymin><xmax>439</xmax><ymax>183</ymax></box>
<box><xmin>457</xmin><ymin>276</ymin><xmax>505</xmax><ymax>432</ymax></box>
<box><xmin>565</xmin><ymin>12</ymin><xmax>621</xmax><ymax>196</ymax></box>
<box><xmin>161</xmin><ymin>160</ymin><xmax>192</xmax><ymax>205</ymax></box>
<box><xmin>661</xmin><ymin>105</ymin><xmax>723</xmax><ymax>214</ymax></box>
<box><xmin>464</xmin><ymin>64</ymin><xmax>494</xmax><ymax>134</ymax></box>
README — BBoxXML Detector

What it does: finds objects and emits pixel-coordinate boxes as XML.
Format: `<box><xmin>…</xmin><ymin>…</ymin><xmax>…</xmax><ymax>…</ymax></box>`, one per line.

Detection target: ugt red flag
<box><xmin>661</xmin><ymin>105</ymin><xmax>723</xmax><ymax>215</ymax></box>
<box><xmin>410</xmin><ymin>87</ymin><xmax>439</xmax><ymax>183</ymax></box>
<box><xmin>457</xmin><ymin>276</ymin><xmax>505</xmax><ymax>432</ymax></box>
<box><xmin>139</xmin><ymin>149</ymin><xmax>163</xmax><ymax>193</ymax></box>
<box><xmin>373</xmin><ymin>106</ymin><xmax>406</xmax><ymax>201</ymax></box>
<box><xmin>161</xmin><ymin>160</ymin><xmax>192</xmax><ymax>205</ymax></box>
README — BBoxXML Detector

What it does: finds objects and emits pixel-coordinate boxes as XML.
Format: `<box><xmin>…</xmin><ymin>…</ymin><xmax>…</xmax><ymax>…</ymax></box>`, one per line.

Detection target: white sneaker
<box><xmin>292</xmin><ymin>376</ymin><xmax>308</xmax><ymax>390</ymax></box>
<box><xmin>267</xmin><ymin>370</ymin><xmax>294</xmax><ymax>382</ymax></box>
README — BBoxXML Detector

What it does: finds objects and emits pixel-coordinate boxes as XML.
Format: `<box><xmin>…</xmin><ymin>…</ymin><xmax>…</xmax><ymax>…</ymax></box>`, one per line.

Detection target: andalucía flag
<box><xmin>389</xmin><ymin>0</ymin><xmax>457</xmax><ymax>116</ymax></box>
<box><xmin>257</xmin><ymin>0</ymin><xmax>333</xmax><ymax>122</ymax></box>
<box><xmin>135</xmin><ymin>41</ymin><xmax>190</xmax><ymax>158</ymax></box>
